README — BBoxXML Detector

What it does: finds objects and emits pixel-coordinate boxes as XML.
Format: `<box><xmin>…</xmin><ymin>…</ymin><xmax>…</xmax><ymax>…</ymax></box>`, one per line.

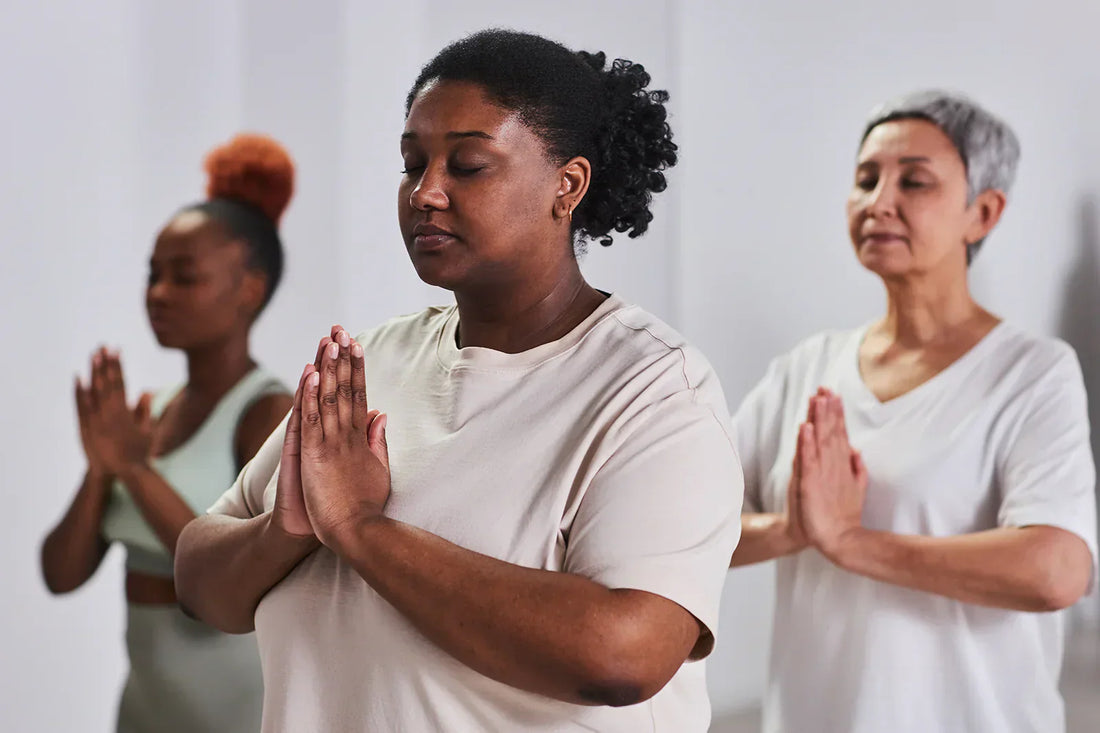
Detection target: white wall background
<box><xmin>2</xmin><ymin>1</ymin><xmax>1097</xmax><ymax>730</ymax></box>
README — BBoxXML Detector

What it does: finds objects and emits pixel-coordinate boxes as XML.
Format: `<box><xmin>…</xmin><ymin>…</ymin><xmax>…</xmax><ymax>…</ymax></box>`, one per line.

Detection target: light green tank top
<box><xmin>100</xmin><ymin>367</ymin><xmax>287</xmax><ymax>576</ymax></box>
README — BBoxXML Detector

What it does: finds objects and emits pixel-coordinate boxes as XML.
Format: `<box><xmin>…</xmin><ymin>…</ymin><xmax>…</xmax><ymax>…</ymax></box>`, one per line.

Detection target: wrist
<box><xmin>86</xmin><ymin>466</ymin><xmax>113</xmax><ymax>485</ymax></box>
<box><xmin>320</xmin><ymin>512</ymin><xmax>388</xmax><ymax>560</ymax></box>
<box><xmin>819</xmin><ymin>525</ymin><xmax>868</xmax><ymax>566</ymax></box>
<box><xmin>263</xmin><ymin>512</ymin><xmax>322</xmax><ymax>554</ymax></box>
<box><xmin>116</xmin><ymin>459</ymin><xmax>152</xmax><ymax>485</ymax></box>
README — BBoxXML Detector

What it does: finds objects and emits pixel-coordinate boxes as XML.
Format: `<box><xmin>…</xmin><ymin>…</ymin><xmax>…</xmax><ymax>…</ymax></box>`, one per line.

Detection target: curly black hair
<box><xmin>406</xmin><ymin>29</ymin><xmax>677</xmax><ymax>247</ymax></box>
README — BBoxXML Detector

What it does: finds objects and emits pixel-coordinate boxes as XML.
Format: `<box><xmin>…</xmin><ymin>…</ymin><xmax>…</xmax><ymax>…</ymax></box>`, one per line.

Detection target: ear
<box><xmin>553</xmin><ymin>156</ymin><xmax>592</xmax><ymax>222</ymax></box>
<box><xmin>963</xmin><ymin>189</ymin><xmax>1007</xmax><ymax>247</ymax></box>
<box><xmin>239</xmin><ymin>268</ymin><xmax>268</xmax><ymax>320</ymax></box>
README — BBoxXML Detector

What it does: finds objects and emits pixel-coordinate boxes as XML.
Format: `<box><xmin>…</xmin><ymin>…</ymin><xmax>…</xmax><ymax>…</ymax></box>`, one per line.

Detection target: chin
<box><xmin>857</xmin><ymin>248</ymin><xmax>913</xmax><ymax>279</ymax></box>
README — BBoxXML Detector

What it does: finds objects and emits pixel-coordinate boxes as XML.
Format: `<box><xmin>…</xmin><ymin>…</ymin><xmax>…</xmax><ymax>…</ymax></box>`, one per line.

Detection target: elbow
<box><xmin>1032</xmin><ymin>572</ymin><xmax>1089</xmax><ymax>612</ymax></box>
<box><xmin>1030</xmin><ymin>548</ymin><xmax>1092</xmax><ymax>612</ymax></box>
<box><xmin>42</xmin><ymin>574</ymin><xmax>76</xmax><ymax>596</ymax></box>
<box><xmin>574</xmin><ymin>625</ymin><xmax>681</xmax><ymax>707</ymax></box>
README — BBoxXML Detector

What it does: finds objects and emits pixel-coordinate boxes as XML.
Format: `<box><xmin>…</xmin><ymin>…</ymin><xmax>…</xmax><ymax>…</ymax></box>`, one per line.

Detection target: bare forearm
<box><xmin>730</xmin><ymin>514</ymin><xmax>804</xmax><ymax>567</ymax></box>
<box><xmin>116</xmin><ymin>463</ymin><xmax>198</xmax><ymax>554</ymax></box>
<box><xmin>175</xmin><ymin>513</ymin><xmax>320</xmax><ymax>633</ymax></box>
<box><xmin>41</xmin><ymin>471</ymin><xmax>112</xmax><ymax>593</ymax></box>
<box><xmin>331</xmin><ymin>517</ymin><xmax>690</xmax><ymax>707</ymax></box>
<box><xmin>827</xmin><ymin>525</ymin><xmax>1093</xmax><ymax>612</ymax></box>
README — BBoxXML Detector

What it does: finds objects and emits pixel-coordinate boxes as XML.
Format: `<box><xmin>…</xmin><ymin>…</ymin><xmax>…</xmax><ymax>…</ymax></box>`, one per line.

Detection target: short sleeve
<box><xmin>997</xmin><ymin>346</ymin><xmax>1098</xmax><ymax>583</ymax></box>
<box><xmin>732</xmin><ymin>357</ymin><xmax>788</xmax><ymax>514</ymax></box>
<box><xmin>562</xmin><ymin>394</ymin><xmax>743</xmax><ymax>659</ymax></box>
<box><xmin>208</xmin><ymin>413</ymin><xmax>288</xmax><ymax>519</ymax></box>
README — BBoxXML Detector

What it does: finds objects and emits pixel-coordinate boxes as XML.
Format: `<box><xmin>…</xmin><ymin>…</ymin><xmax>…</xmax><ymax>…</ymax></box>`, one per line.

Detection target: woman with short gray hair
<box><xmin>729</xmin><ymin>90</ymin><xmax>1096</xmax><ymax>732</ymax></box>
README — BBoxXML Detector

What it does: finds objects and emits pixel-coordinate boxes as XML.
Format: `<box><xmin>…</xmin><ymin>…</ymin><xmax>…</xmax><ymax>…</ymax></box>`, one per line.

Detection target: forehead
<box><xmin>858</xmin><ymin>118</ymin><xmax>961</xmax><ymax>164</ymax></box>
<box><xmin>403</xmin><ymin>79</ymin><xmax>533</xmax><ymax>147</ymax></box>
<box><xmin>152</xmin><ymin>210</ymin><xmax>233</xmax><ymax>263</ymax></box>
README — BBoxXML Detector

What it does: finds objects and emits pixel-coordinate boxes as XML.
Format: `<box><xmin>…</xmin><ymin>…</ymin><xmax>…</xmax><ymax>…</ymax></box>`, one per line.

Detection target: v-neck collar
<box><xmin>840</xmin><ymin>321</ymin><xmax>1007</xmax><ymax>421</ymax></box>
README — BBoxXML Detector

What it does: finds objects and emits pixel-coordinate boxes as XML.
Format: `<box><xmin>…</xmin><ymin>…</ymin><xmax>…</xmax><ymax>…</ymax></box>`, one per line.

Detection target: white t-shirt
<box><xmin>734</xmin><ymin>322</ymin><xmax>1098</xmax><ymax>733</ymax></box>
<box><xmin>210</xmin><ymin>294</ymin><xmax>743</xmax><ymax>732</ymax></box>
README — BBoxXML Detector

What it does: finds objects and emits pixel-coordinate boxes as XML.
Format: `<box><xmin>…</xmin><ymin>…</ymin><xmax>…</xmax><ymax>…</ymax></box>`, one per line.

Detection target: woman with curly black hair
<box><xmin>176</xmin><ymin>30</ymin><xmax>742</xmax><ymax>732</ymax></box>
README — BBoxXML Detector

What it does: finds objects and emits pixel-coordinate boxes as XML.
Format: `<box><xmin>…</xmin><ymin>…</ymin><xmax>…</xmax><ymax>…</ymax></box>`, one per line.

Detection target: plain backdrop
<box><xmin>2</xmin><ymin>1</ymin><xmax>1098</xmax><ymax>729</ymax></box>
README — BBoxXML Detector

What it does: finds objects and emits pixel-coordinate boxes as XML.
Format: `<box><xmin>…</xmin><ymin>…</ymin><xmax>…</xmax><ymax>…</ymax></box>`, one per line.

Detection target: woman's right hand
<box><xmin>74</xmin><ymin>348</ymin><xmax>113</xmax><ymax>479</ymax></box>
<box><xmin>271</xmin><ymin>326</ymin><xmax>348</xmax><ymax>538</ymax></box>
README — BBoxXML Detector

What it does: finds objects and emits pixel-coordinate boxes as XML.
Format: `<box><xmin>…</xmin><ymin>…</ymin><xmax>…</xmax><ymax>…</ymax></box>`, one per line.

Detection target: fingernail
<box><xmin>338</xmin><ymin>330</ymin><xmax>350</xmax><ymax>347</ymax></box>
<box><xmin>328</xmin><ymin>343</ymin><xmax>339</xmax><ymax>359</ymax></box>
<box><xmin>309</xmin><ymin>372</ymin><xmax>320</xmax><ymax>387</ymax></box>
<box><xmin>352</xmin><ymin>343</ymin><xmax>363</xmax><ymax>358</ymax></box>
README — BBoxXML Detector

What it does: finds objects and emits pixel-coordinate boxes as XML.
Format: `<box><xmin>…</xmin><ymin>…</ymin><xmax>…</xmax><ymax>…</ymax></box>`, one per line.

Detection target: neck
<box><xmin>453</xmin><ymin>259</ymin><xmax>603</xmax><ymax>353</ymax></box>
<box><xmin>878</xmin><ymin>267</ymin><xmax>984</xmax><ymax>347</ymax></box>
<box><xmin>183</xmin><ymin>331</ymin><xmax>256</xmax><ymax>398</ymax></box>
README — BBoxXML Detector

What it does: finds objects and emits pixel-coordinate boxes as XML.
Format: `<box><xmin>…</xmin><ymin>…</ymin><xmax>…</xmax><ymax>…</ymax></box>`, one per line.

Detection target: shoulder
<box><xmin>768</xmin><ymin>328</ymin><xmax>860</xmax><ymax>384</ymax></box>
<box><xmin>234</xmin><ymin>368</ymin><xmax>293</xmax><ymax>465</ymax></box>
<box><xmin>598</xmin><ymin>302</ymin><xmax>727</xmax><ymax>402</ymax></box>
<box><xmin>982</xmin><ymin>323</ymin><xmax>1085</xmax><ymax>400</ymax></box>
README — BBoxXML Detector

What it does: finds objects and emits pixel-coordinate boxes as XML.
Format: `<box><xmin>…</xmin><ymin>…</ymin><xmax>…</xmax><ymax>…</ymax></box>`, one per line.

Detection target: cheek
<box><xmin>846</xmin><ymin>194</ymin><xmax>865</xmax><ymax>232</ymax></box>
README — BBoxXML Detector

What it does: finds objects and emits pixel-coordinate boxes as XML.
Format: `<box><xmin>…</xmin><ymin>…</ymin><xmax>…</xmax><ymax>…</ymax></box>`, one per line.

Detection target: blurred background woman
<box><xmin>730</xmin><ymin>91</ymin><xmax>1097</xmax><ymax>733</ymax></box>
<box><xmin>40</xmin><ymin>134</ymin><xmax>295</xmax><ymax>733</ymax></box>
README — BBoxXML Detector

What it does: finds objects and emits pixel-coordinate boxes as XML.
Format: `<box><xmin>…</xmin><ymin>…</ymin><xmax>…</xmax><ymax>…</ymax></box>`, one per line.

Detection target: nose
<box><xmin>865</xmin><ymin>177</ymin><xmax>898</xmax><ymax>219</ymax></box>
<box><xmin>146</xmin><ymin>279</ymin><xmax>170</xmax><ymax>306</ymax></box>
<box><xmin>409</xmin><ymin>162</ymin><xmax>449</xmax><ymax>212</ymax></box>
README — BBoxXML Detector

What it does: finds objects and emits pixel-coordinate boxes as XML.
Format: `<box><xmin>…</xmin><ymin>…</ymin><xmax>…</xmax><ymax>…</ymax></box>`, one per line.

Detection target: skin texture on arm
<box><xmin>797</xmin><ymin>390</ymin><xmax>1093</xmax><ymax>612</ymax></box>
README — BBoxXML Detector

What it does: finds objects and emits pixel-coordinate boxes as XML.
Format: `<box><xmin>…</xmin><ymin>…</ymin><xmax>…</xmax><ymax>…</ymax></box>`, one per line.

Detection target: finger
<box><xmin>284</xmin><ymin>365</ymin><xmax>311</xmax><ymax>460</ymax></box>
<box><xmin>319</xmin><ymin>341</ymin><xmax>340</xmax><ymax>436</ymax></box>
<box><xmin>314</xmin><ymin>336</ymin><xmax>333</xmax><ymax>370</ymax></box>
<box><xmin>851</xmin><ymin>450</ymin><xmax>868</xmax><ymax>485</ymax></box>
<box><xmin>75</xmin><ymin>377</ymin><xmax>91</xmax><ymax>421</ymax></box>
<box><xmin>800</xmin><ymin>423</ymin><xmax>819</xmax><ymax>473</ymax></box>
<box><xmin>335</xmin><ymin>332</ymin><xmax>353</xmax><ymax>427</ymax></box>
<box><xmin>91</xmin><ymin>350</ymin><xmax>107</xmax><ymax>398</ymax></box>
<box><xmin>789</xmin><ymin>426</ymin><xmax>804</xmax><ymax>507</ymax></box>
<box><xmin>368</xmin><ymin>413</ymin><xmax>389</xmax><ymax>466</ymax></box>
<box><xmin>302</xmin><ymin>369</ymin><xmax>323</xmax><ymax>447</ymax></box>
<box><xmin>108</xmin><ymin>352</ymin><xmax>126</xmax><ymax>397</ymax></box>
<box><xmin>331</xmin><ymin>324</ymin><xmax>345</xmax><ymax>342</ymax></box>
<box><xmin>350</xmin><ymin>340</ymin><xmax>369</xmax><ymax>429</ymax></box>
<box><xmin>133</xmin><ymin>392</ymin><xmax>153</xmax><ymax>428</ymax></box>
<box><xmin>832</xmin><ymin>395</ymin><xmax>851</xmax><ymax>443</ymax></box>
<box><xmin>809</xmin><ymin>397</ymin><xmax>830</xmax><ymax>449</ymax></box>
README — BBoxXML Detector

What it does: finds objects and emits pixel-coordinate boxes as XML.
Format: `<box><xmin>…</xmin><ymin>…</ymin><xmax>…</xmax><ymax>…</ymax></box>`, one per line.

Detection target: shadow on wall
<box><xmin>1057</xmin><ymin>194</ymin><xmax>1100</xmax><ymax>626</ymax></box>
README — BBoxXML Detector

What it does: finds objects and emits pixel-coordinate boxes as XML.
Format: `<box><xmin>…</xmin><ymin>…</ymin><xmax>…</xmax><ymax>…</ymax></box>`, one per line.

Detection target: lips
<box><xmin>411</xmin><ymin>222</ymin><xmax>458</xmax><ymax>251</ymax></box>
<box><xmin>861</xmin><ymin>232</ymin><xmax>908</xmax><ymax>246</ymax></box>
<box><xmin>148</xmin><ymin>311</ymin><xmax>174</xmax><ymax>330</ymax></box>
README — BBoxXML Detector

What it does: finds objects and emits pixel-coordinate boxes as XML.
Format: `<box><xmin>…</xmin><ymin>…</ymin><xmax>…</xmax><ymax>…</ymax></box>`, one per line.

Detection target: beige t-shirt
<box><xmin>210</xmin><ymin>294</ymin><xmax>743</xmax><ymax>732</ymax></box>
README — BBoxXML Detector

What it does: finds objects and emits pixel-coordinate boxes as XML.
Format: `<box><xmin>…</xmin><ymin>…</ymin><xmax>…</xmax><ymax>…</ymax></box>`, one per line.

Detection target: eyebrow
<box><xmin>149</xmin><ymin>255</ymin><xmax>197</xmax><ymax>267</ymax></box>
<box><xmin>400</xmin><ymin>131</ymin><xmax>495</xmax><ymax>141</ymax></box>
<box><xmin>857</xmin><ymin>155</ymin><xmax>933</xmax><ymax>167</ymax></box>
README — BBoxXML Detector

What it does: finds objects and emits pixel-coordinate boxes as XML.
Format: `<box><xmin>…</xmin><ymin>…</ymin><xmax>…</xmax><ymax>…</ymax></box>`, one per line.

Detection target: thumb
<box><xmin>850</xmin><ymin>449</ymin><xmax>868</xmax><ymax>484</ymax></box>
<box><xmin>134</xmin><ymin>392</ymin><xmax>154</xmax><ymax>427</ymax></box>
<box><xmin>368</xmin><ymin>413</ymin><xmax>389</xmax><ymax>465</ymax></box>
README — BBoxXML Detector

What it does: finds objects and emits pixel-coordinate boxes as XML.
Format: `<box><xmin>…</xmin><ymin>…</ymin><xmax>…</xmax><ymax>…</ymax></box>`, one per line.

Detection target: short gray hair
<box><xmin>860</xmin><ymin>90</ymin><xmax>1021</xmax><ymax>264</ymax></box>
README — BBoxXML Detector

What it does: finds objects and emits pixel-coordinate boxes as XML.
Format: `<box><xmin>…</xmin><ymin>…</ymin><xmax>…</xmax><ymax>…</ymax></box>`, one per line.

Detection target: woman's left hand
<box><xmin>299</xmin><ymin>330</ymin><xmax>390</xmax><ymax>547</ymax></box>
<box><xmin>796</xmin><ymin>389</ymin><xmax>868</xmax><ymax>558</ymax></box>
<box><xmin>85</xmin><ymin>348</ymin><xmax>154</xmax><ymax>476</ymax></box>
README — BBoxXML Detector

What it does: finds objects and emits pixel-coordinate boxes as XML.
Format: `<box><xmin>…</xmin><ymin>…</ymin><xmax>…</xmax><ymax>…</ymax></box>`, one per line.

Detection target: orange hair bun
<box><xmin>203</xmin><ymin>133</ymin><xmax>295</xmax><ymax>225</ymax></box>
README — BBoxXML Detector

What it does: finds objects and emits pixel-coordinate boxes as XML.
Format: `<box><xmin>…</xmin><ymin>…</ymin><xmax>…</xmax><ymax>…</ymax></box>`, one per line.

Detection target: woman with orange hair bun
<box><xmin>40</xmin><ymin>133</ymin><xmax>295</xmax><ymax>732</ymax></box>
